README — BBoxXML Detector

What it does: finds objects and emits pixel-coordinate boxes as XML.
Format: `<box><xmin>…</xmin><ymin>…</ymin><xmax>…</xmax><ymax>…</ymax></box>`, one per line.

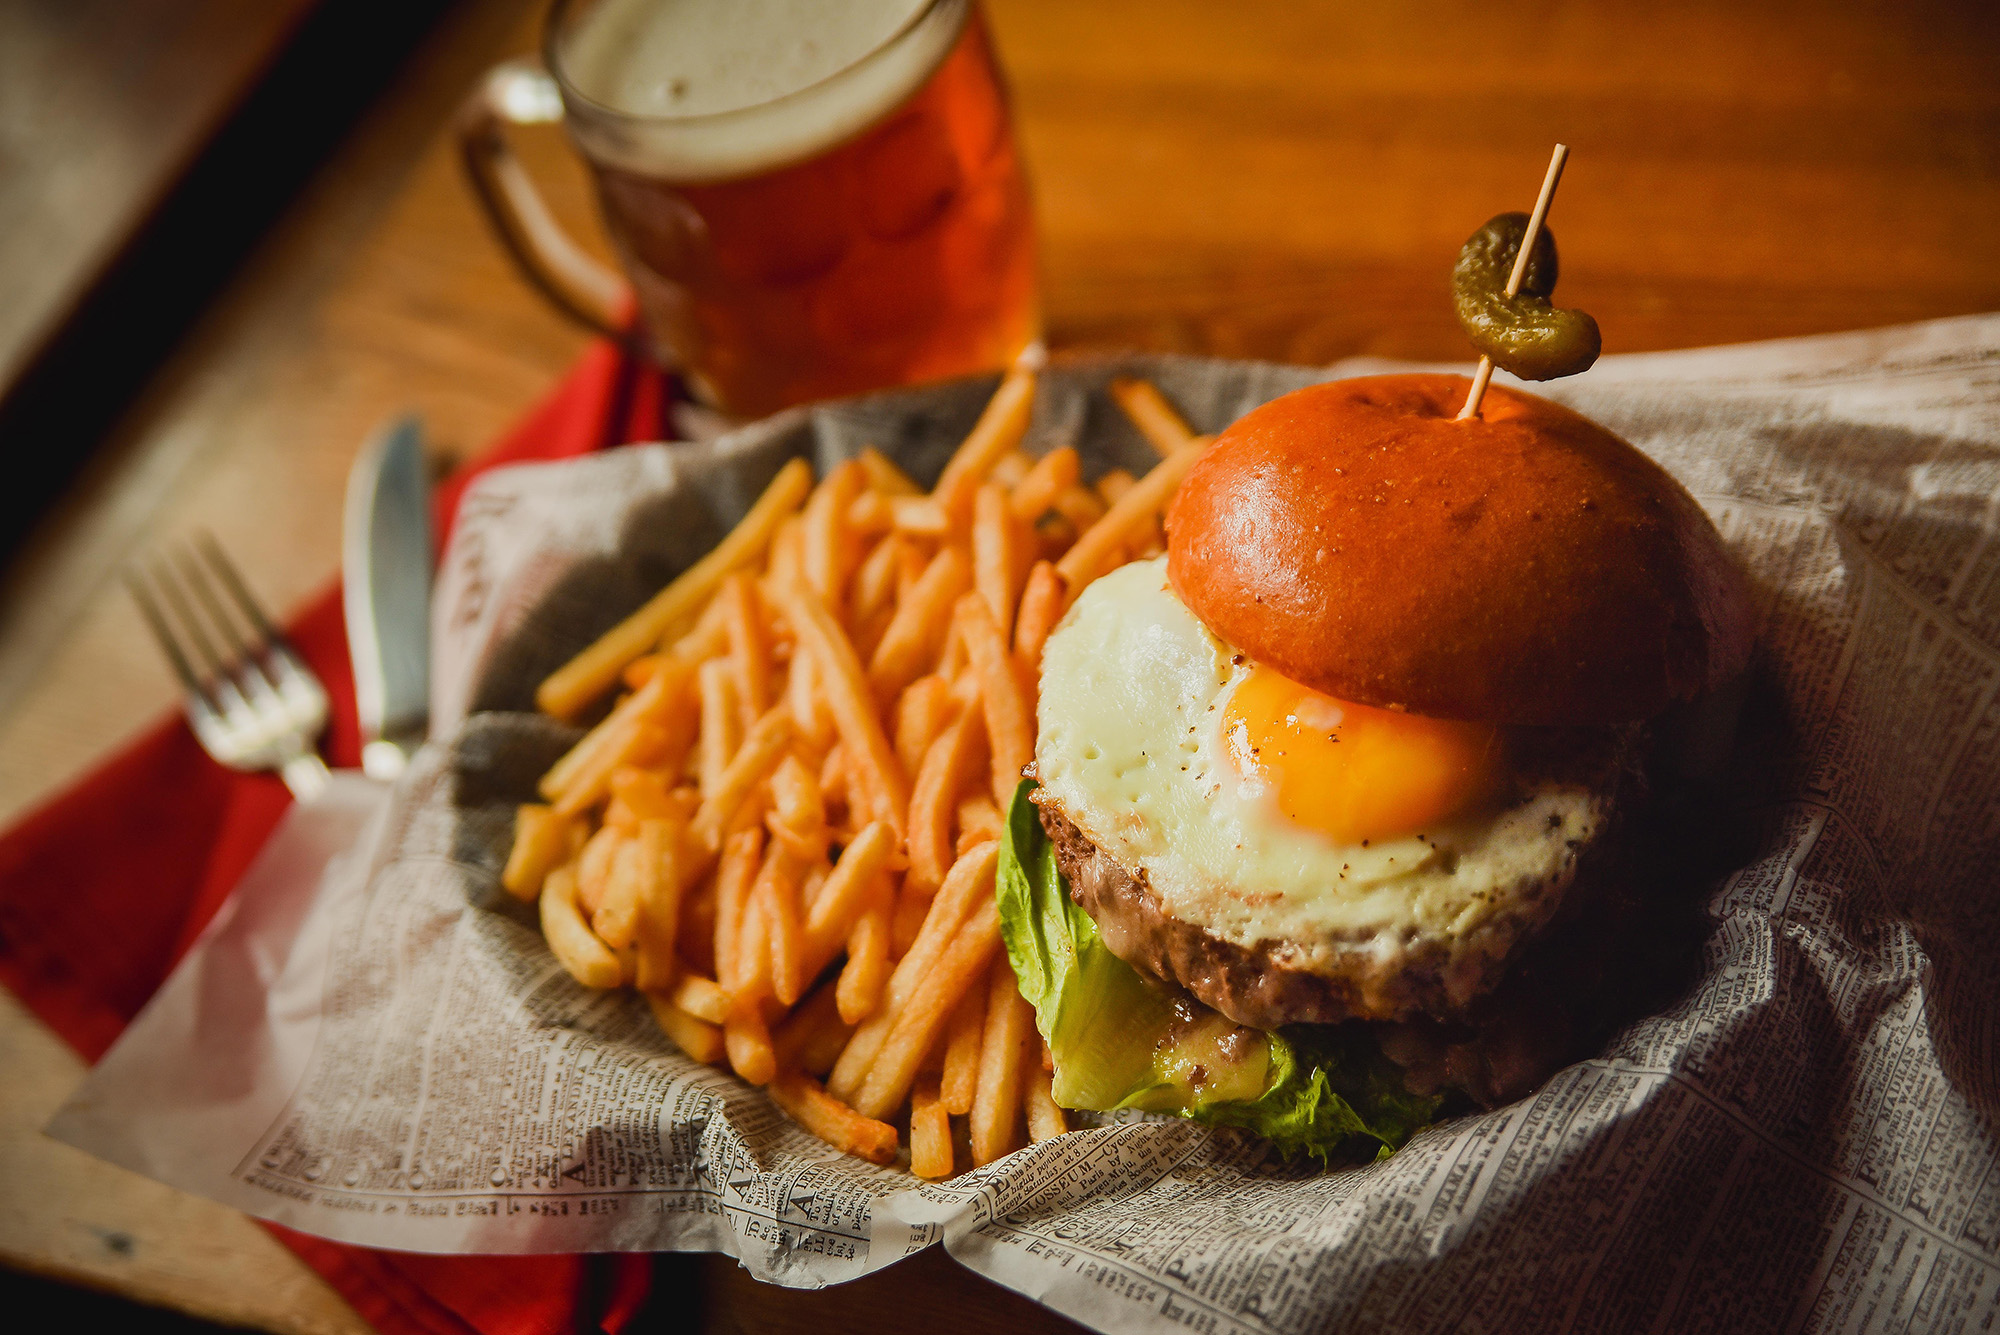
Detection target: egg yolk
<box><xmin>1223</xmin><ymin>667</ymin><xmax>1500</xmax><ymax>845</ymax></box>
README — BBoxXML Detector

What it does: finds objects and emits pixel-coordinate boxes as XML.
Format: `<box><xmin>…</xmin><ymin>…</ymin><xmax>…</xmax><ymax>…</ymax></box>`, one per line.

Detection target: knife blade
<box><xmin>342</xmin><ymin>414</ymin><xmax>433</xmax><ymax>780</ymax></box>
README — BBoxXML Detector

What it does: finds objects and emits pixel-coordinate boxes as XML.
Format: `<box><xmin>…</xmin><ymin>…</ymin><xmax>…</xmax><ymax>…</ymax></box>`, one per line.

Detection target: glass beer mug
<box><xmin>460</xmin><ymin>0</ymin><xmax>1041</xmax><ymax>419</ymax></box>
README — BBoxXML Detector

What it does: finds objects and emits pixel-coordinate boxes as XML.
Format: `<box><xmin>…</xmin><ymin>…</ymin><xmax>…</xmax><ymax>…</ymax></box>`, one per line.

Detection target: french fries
<box><xmin>837</xmin><ymin>905</ymin><xmax>891</xmax><ymax>1024</ymax></box>
<box><xmin>575</xmin><ymin>825</ymin><xmax>620</xmax><ymax>917</ymax></box>
<box><xmin>724</xmin><ymin>995</ymin><xmax>777</xmax><ymax>1086</ymax></box>
<box><xmin>1055</xmin><ymin>441</ymin><xmax>1207</xmax><ymax>593</ymax></box>
<box><xmin>972</xmin><ymin>961</ymin><xmax>1037</xmax><ymax>1165</ymax></box>
<box><xmin>956</xmin><ymin>594</ymin><xmax>1034</xmax><ymax>809</ymax></box>
<box><xmin>974</xmin><ymin>483</ymin><xmax>1027</xmax><ymax>634</ymax></box>
<box><xmin>868</xmin><ymin>546</ymin><xmax>971</xmax><ymax>705</ymax></box>
<box><xmin>503</xmin><ymin>804</ymin><xmax>572</xmax><ymax>900</ymax></box>
<box><xmin>892</xmin><ymin>674</ymin><xmax>956</xmax><ymax>780</ymax></box>
<box><xmin>536</xmin><ymin>457</ymin><xmax>811</xmax><ymax>720</ymax></box>
<box><xmin>752</xmin><ymin>844</ymin><xmax>807</xmax><ymax>1006</ymax></box>
<box><xmin>769</xmin><ymin>1072</ymin><xmax>898</xmax><ymax>1165</ymax></box>
<box><xmin>541</xmin><ymin>864</ymin><xmax>625</xmax><ymax>990</ymax></box>
<box><xmin>770</xmin><ymin>579</ymin><xmax>910</xmax><ymax>837</ymax></box>
<box><xmin>593</xmin><ymin>836</ymin><xmax>650</xmax><ymax>948</ymax></box>
<box><xmin>906</xmin><ymin>699</ymin><xmax>988</xmax><ymax>903</ymax></box>
<box><xmin>910</xmin><ymin>1075</ymin><xmax>954</xmax><ymax>1179</ymax></box>
<box><xmin>721</xmin><ymin>572</ymin><xmax>772</xmax><ymax>726</ymax></box>
<box><xmin>696</xmin><ymin>659</ymin><xmax>743</xmax><ymax>800</ymax></box>
<box><xmin>803</xmin><ymin>460</ymin><xmax>866</xmax><ymax>614</ymax></box>
<box><xmin>804</xmin><ymin>820</ymin><xmax>895</xmax><ymax>952</ymax></box>
<box><xmin>712</xmin><ymin>828</ymin><xmax>761</xmax><ymax>993</ymax></box>
<box><xmin>827</xmin><ymin>841</ymin><xmax>998</xmax><ymax>1102</ymax></box>
<box><xmin>1108</xmin><ymin>377</ymin><xmax>1200</xmax><ymax>456</ymax></box>
<box><xmin>940</xmin><ymin>976</ymin><xmax>988</xmax><ymax>1115</ymax></box>
<box><xmin>1013</xmin><ymin>560</ymin><xmax>1066</xmax><ymax>682</ymax></box>
<box><xmin>691</xmin><ymin>705</ymin><xmax>795</xmax><ymax>851</ymax></box>
<box><xmin>632</xmin><ymin>820</ymin><xmax>689</xmax><ymax>989</ymax></box>
<box><xmin>852</xmin><ymin>899</ymin><xmax>1002</xmax><ymax>1120</ymax></box>
<box><xmin>856</xmin><ymin>445</ymin><xmax>921</xmax><ymax>497</ymax></box>
<box><xmin>518</xmin><ymin>371</ymin><xmax>1204</xmax><ymax>1174</ymax></box>
<box><xmin>648</xmin><ymin>992</ymin><xmax>725</xmax><ymax>1064</ymax></box>
<box><xmin>1009</xmin><ymin>446</ymin><xmax>1079</xmax><ymax>523</ymax></box>
<box><xmin>668</xmin><ymin>971</ymin><xmax>730</xmax><ymax>1024</ymax></box>
<box><xmin>1026</xmin><ymin>1064</ymin><xmax>1070</xmax><ymax>1143</ymax></box>
<box><xmin>932</xmin><ymin>366</ymin><xmax>1035</xmax><ymax>522</ymax></box>
<box><xmin>774</xmin><ymin>980</ymin><xmax>852</xmax><ymax>1076</ymax></box>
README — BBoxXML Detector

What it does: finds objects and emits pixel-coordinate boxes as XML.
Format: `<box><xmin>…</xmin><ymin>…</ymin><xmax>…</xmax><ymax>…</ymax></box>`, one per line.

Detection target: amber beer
<box><xmin>541</xmin><ymin>0</ymin><xmax>1039</xmax><ymax>418</ymax></box>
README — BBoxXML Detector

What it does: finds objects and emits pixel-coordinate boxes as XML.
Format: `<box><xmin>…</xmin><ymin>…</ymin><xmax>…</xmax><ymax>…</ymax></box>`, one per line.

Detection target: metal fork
<box><xmin>126</xmin><ymin>533</ymin><xmax>332</xmax><ymax>801</ymax></box>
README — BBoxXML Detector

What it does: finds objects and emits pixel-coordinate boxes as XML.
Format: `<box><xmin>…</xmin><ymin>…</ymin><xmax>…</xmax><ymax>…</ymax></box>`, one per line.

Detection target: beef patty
<box><xmin>1032</xmin><ymin>725</ymin><xmax>1636</xmax><ymax>1032</ymax></box>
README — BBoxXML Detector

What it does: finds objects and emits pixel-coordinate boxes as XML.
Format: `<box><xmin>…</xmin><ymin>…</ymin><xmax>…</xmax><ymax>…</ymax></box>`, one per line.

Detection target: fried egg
<box><xmin>1034</xmin><ymin>557</ymin><xmax>1610</xmax><ymax>1009</ymax></box>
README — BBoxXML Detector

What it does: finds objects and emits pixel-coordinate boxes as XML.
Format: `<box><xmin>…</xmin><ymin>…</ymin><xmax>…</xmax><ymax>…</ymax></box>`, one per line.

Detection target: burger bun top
<box><xmin>1164</xmin><ymin>373</ymin><xmax>1754</xmax><ymax>725</ymax></box>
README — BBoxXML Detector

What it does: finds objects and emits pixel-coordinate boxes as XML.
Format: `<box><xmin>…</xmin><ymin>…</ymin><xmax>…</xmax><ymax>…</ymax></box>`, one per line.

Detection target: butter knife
<box><xmin>342</xmin><ymin>415</ymin><xmax>433</xmax><ymax>780</ymax></box>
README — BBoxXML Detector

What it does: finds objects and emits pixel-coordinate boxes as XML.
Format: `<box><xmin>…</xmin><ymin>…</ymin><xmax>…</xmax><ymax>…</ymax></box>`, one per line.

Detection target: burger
<box><xmin>997</xmin><ymin>372</ymin><xmax>1755</xmax><ymax>1160</ymax></box>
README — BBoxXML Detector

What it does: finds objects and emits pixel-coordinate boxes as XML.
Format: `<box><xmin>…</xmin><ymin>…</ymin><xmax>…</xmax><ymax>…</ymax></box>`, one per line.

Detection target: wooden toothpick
<box><xmin>1457</xmin><ymin>143</ymin><xmax>1570</xmax><ymax>421</ymax></box>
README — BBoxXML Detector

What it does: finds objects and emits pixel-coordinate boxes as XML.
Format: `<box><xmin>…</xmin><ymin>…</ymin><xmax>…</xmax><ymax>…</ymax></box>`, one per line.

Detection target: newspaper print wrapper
<box><xmin>50</xmin><ymin>316</ymin><xmax>2000</xmax><ymax>1331</ymax></box>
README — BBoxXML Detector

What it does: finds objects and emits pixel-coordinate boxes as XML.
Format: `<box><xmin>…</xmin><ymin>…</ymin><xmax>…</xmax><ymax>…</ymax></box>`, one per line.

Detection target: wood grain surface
<box><xmin>0</xmin><ymin>0</ymin><xmax>318</xmax><ymax>400</ymax></box>
<box><xmin>0</xmin><ymin>0</ymin><xmax>1994</xmax><ymax>1330</ymax></box>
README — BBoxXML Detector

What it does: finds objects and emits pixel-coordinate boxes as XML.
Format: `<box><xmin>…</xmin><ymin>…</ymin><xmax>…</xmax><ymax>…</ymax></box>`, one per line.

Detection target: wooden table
<box><xmin>1</xmin><ymin>0</ymin><xmax>1995</xmax><ymax>1329</ymax></box>
<box><xmin>0</xmin><ymin>0</ymin><xmax>314</xmax><ymax>403</ymax></box>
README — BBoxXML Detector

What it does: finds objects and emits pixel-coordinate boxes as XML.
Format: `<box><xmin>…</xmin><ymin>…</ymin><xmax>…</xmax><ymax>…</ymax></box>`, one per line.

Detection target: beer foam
<box><xmin>554</xmin><ymin>0</ymin><xmax>960</xmax><ymax>182</ymax></box>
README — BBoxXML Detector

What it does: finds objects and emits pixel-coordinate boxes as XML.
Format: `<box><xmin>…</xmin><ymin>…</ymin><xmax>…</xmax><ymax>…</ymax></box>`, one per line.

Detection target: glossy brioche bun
<box><xmin>1165</xmin><ymin>374</ymin><xmax>1754</xmax><ymax>725</ymax></box>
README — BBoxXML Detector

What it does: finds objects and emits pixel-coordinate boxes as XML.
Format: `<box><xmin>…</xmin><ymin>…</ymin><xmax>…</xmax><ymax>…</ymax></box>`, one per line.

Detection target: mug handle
<box><xmin>456</xmin><ymin>58</ymin><xmax>633</xmax><ymax>341</ymax></box>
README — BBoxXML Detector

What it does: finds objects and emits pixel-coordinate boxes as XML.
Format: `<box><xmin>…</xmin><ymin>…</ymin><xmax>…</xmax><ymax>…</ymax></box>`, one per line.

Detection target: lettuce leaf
<box><xmin>1201</xmin><ymin>1021</ymin><xmax>1446</xmax><ymax>1162</ymax></box>
<box><xmin>996</xmin><ymin>780</ymin><xmax>1441</xmax><ymax>1162</ymax></box>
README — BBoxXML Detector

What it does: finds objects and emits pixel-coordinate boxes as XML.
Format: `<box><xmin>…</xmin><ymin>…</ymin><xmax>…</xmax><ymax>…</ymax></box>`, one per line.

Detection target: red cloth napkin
<box><xmin>0</xmin><ymin>339</ymin><xmax>674</xmax><ymax>1335</ymax></box>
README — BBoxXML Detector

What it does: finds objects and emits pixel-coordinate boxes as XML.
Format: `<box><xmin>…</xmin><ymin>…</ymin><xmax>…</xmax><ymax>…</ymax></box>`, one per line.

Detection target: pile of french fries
<box><xmin>499</xmin><ymin>368</ymin><xmax>1203</xmax><ymax>1178</ymax></box>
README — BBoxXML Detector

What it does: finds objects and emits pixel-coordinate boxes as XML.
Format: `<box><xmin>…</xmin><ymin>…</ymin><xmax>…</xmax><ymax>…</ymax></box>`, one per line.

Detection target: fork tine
<box><xmin>196</xmin><ymin>531</ymin><xmax>281</xmax><ymax>643</ymax></box>
<box><xmin>132</xmin><ymin>533</ymin><xmax>330</xmax><ymax>799</ymax></box>
<box><xmin>150</xmin><ymin>555</ymin><xmax>226</xmax><ymax>678</ymax></box>
<box><xmin>173</xmin><ymin>539</ymin><xmax>291</xmax><ymax>703</ymax></box>
<box><xmin>188</xmin><ymin>533</ymin><xmax>303</xmax><ymax>703</ymax></box>
<box><xmin>175</xmin><ymin>542</ymin><xmax>257</xmax><ymax>661</ymax></box>
<box><xmin>125</xmin><ymin>568</ymin><xmax>206</xmax><ymax>696</ymax></box>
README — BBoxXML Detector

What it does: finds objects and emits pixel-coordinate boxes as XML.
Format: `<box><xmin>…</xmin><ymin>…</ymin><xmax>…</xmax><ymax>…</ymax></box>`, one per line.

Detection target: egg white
<box><xmin>1034</xmin><ymin>558</ymin><xmax>1605</xmax><ymax>999</ymax></box>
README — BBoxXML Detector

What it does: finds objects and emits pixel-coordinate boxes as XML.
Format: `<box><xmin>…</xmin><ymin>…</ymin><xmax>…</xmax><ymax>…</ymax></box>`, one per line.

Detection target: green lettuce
<box><xmin>997</xmin><ymin>781</ymin><xmax>1441</xmax><ymax>1162</ymax></box>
